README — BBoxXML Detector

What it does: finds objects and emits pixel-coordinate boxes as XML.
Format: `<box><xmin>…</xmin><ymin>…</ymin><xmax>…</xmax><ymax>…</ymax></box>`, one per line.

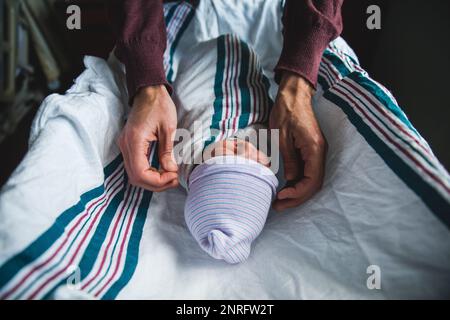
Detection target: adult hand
<box><xmin>269</xmin><ymin>72</ymin><xmax>327</xmax><ymax>211</ymax></box>
<box><xmin>118</xmin><ymin>85</ymin><xmax>179</xmax><ymax>192</ymax></box>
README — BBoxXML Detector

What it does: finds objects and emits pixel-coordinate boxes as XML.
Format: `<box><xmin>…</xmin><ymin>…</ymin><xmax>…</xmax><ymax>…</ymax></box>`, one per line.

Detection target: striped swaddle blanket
<box><xmin>173</xmin><ymin>33</ymin><xmax>273</xmax><ymax>188</ymax></box>
<box><xmin>173</xmin><ymin>29</ymin><xmax>277</xmax><ymax>263</ymax></box>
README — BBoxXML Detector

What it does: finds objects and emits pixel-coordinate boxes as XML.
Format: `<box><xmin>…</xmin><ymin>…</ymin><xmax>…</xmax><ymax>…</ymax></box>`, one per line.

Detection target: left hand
<box><xmin>269</xmin><ymin>71</ymin><xmax>327</xmax><ymax>211</ymax></box>
<box><xmin>117</xmin><ymin>85</ymin><xmax>179</xmax><ymax>192</ymax></box>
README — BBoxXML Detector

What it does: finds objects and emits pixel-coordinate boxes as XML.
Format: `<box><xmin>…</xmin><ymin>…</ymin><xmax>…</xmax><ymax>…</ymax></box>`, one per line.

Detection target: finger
<box><xmin>276</xmin><ymin>143</ymin><xmax>326</xmax><ymax>204</ymax></box>
<box><xmin>132</xmin><ymin>171</ymin><xmax>179</xmax><ymax>191</ymax></box>
<box><xmin>128</xmin><ymin>138</ymin><xmax>178</xmax><ymax>189</ymax></box>
<box><xmin>158</xmin><ymin>127</ymin><xmax>178</xmax><ymax>172</ymax></box>
<box><xmin>272</xmin><ymin>197</ymin><xmax>304</xmax><ymax>212</ymax></box>
<box><xmin>118</xmin><ymin>134</ymin><xmax>134</xmax><ymax>182</ymax></box>
<box><xmin>279</xmin><ymin>131</ymin><xmax>300</xmax><ymax>181</ymax></box>
<box><xmin>145</xmin><ymin>175</ymin><xmax>180</xmax><ymax>192</ymax></box>
<box><xmin>133</xmin><ymin>165</ymin><xmax>178</xmax><ymax>190</ymax></box>
<box><xmin>276</xmin><ymin>179</ymin><xmax>315</xmax><ymax>202</ymax></box>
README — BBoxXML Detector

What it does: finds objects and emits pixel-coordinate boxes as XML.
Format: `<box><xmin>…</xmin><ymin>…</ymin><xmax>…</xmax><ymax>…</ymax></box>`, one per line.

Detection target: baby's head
<box><xmin>184</xmin><ymin>138</ymin><xmax>278</xmax><ymax>264</ymax></box>
<box><xmin>202</xmin><ymin>137</ymin><xmax>270</xmax><ymax>167</ymax></box>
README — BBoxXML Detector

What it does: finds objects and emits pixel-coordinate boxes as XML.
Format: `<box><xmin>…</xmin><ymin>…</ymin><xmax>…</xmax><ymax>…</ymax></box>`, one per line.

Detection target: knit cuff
<box><xmin>274</xmin><ymin>1</ymin><xmax>343</xmax><ymax>89</ymax></box>
<box><xmin>116</xmin><ymin>38</ymin><xmax>172</xmax><ymax>106</ymax></box>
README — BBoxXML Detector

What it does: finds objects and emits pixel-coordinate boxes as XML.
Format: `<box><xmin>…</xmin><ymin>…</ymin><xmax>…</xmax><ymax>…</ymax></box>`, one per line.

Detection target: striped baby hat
<box><xmin>185</xmin><ymin>155</ymin><xmax>279</xmax><ymax>264</ymax></box>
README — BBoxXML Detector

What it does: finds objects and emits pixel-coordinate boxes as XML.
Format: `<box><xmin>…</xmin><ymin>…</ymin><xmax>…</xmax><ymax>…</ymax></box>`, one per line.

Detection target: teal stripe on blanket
<box><xmin>85</xmin><ymin>187</ymin><xmax>139</xmax><ymax>294</ymax></box>
<box><xmin>321</xmin><ymin>45</ymin><xmax>450</xmax><ymax>226</ymax></box>
<box><xmin>238</xmin><ymin>41</ymin><xmax>251</xmax><ymax>128</ymax></box>
<box><xmin>102</xmin><ymin>188</ymin><xmax>152</xmax><ymax>299</ymax></box>
<box><xmin>347</xmin><ymin>72</ymin><xmax>420</xmax><ymax>136</ymax></box>
<box><xmin>166</xmin><ymin>3</ymin><xmax>195</xmax><ymax>83</ymax></box>
<box><xmin>323</xmin><ymin>48</ymin><xmax>420</xmax><ymax>137</ymax></box>
<box><xmin>0</xmin><ymin>155</ymin><xmax>123</xmax><ymax>293</ymax></box>
<box><xmin>321</xmin><ymin>46</ymin><xmax>443</xmax><ymax>177</ymax></box>
<box><xmin>14</xmin><ymin>194</ymin><xmax>114</xmax><ymax>298</ymax></box>
<box><xmin>324</xmin><ymin>90</ymin><xmax>450</xmax><ymax>228</ymax></box>
<box><xmin>318</xmin><ymin>76</ymin><xmax>330</xmax><ymax>91</ymax></box>
<box><xmin>44</xmin><ymin>148</ymin><xmax>158</xmax><ymax>299</ymax></box>
<box><xmin>338</xmin><ymin>74</ymin><xmax>439</xmax><ymax>173</ymax></box>
<box><xmin>164</xmin><ymin>2</ymin><xmax>178</xmax><ymax>25</ymax></box>
<box><xmin>74</xmin><ymin>180</ymin><xmax>128</xmax><ymax>286</ymax></box>
<box><xmin>41</xmin><ymin>163</ymin><xmax>126</xmax><ymax>300</ymax></box>
<box><xmin>100</xmin><ymin>148</ymin><xmax>158</xmax><ymax>299</ymax></box>
<box><xmin>206</xmin><ymin>35</ymin><xmax>227</xmax><ymax>148</ymax></box>
<box><xmin>323</xmin><ymin>49</ymin><xmax>353</xmax><ymax>78</ymax></box>
<box><xmin>42</xmin><ymin>182</ymin><xmax>127</xmax><ymax>300</ymax></box>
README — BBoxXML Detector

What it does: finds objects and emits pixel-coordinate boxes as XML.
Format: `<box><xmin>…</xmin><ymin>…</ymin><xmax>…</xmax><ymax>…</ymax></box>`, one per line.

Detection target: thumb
<box><xmin>158</xmin><ymin>127</ymin><xmax>178</xmax><ymax>172</ymax></box>
<box><xmin>279</xmin><ymin>132</ymin><xmax>299</xmax><ymax>181</ymax></box>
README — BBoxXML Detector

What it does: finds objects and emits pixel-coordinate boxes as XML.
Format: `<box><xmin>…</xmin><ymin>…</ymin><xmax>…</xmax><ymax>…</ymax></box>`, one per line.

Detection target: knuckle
<box><xmin>160</xmin><ymin>150</ymin><xmax>173</xmax><ymax>157</ymax></box>
<box><xmin>310</xmin><ymin>136</ymin><xmax>326</xmax><ymax>152</ymax></box>
<box><xmin>163</xmin><ymin>124</ymin><xmax>177</xmax><ymax>134</ymax></box>
<box><xmin>315</xmin><ymin>135</ymin><xmax>326</xmax><ymax>147</ymax></box>
<box><xmin>129</xmin><ymin>128</ymin><xmax>143</xmax><ymax>141</ymax></box>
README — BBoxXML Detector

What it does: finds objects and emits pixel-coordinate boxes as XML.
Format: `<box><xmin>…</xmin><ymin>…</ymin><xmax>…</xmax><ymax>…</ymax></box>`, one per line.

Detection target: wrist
<box><xmin>133</xmin><ymin>85</ymin><xmax>168</xmax><ymax>108</ymax></box>
<box><xmin>138</xmin><ymin>84</ymin><xmax>167</xmax><ymax>99</ymax></box>
<box><xmin>279</xmin><ymin>71</ymin><xmax>314</xmax><ymax>98</ymax></box>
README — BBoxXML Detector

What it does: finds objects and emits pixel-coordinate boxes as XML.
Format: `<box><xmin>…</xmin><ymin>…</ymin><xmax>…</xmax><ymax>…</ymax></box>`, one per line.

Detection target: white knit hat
<box><xmin>185</xmin><ymin>156</ymin><xmax>278</xmax><ymax>264</ymax></box>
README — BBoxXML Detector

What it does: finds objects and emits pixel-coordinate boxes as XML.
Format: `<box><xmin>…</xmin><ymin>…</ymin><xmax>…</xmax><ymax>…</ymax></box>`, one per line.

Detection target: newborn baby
<box><xmin>172</xmin><ymin>34</ymin><xmax>279</xmax><ymax>263</ymax></box>
<box><xmin>185</xmin><ymin>139</ymin><xmax>278</xmax><ymax>264</ymax></box>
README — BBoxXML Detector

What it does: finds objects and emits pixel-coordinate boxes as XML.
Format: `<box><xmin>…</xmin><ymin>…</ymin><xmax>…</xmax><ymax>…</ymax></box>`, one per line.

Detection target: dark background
<box><xmin>0</xmin><ymin>0</ymin><xmax>449</xmax><ymax>186</ymax></box>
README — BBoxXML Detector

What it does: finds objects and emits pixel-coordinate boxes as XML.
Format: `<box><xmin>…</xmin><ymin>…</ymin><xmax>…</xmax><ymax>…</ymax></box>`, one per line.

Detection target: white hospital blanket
<box><xmin>0</xmin><ymin>0</ymin><xmax>449</xmax><ymax>299</ymax></box>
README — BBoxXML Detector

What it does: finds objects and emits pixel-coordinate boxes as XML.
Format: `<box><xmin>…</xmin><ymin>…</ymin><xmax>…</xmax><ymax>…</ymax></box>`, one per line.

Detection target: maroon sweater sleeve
<box><xmin>275</xmin><ymin>0</ymin><xmax>344</xmax><ymax>89</ymax></box>
<box><xmin>108</xmin><ymin>0</ymin><xmax>170</xmax><ymax>104</ymax></box>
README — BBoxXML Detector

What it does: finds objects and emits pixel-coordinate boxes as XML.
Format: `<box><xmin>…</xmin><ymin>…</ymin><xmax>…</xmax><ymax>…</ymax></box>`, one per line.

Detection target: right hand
<box><xmin>117</xmin><ymin>85</ymin><xmax>179</xmax><ymax>192</ymax></box>
<box><xmin>269</xmin><ymin>72</ymin><xmax>327</xmax><ymax>211</ymax></box>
